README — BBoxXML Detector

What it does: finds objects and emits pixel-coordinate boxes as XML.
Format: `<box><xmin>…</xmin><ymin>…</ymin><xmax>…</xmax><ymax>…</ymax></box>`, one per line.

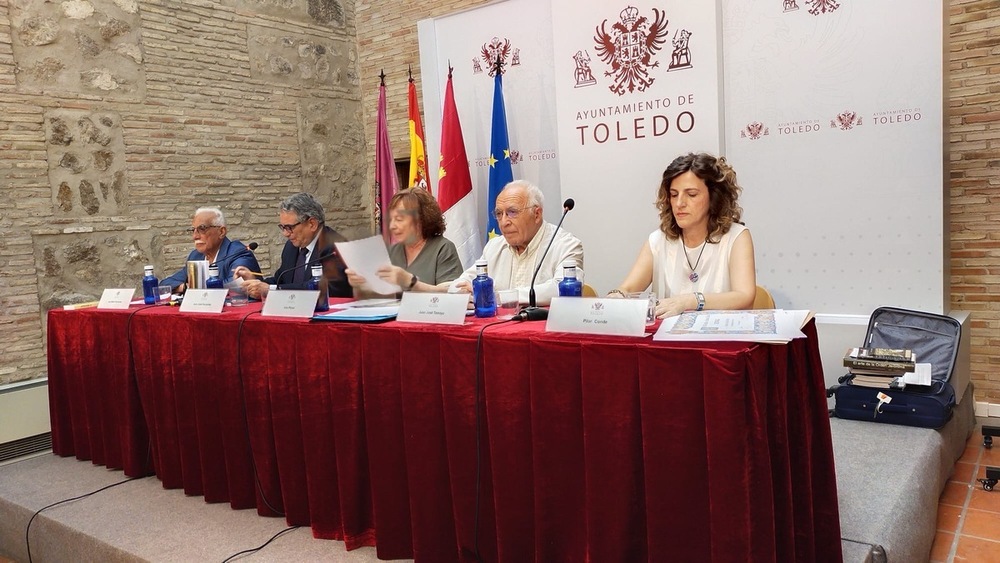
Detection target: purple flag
<box><xmin>375</xmin><ymin>80</ymin><xmax>399</xmax><ymax>241</ymax></box>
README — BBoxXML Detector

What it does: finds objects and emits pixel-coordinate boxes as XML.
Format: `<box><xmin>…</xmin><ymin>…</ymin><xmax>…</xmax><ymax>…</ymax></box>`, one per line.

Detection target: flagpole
<box><xmin>375</xmin><ymin>69</ymin><xmax>398</xmax><ymax>241</ymax></box>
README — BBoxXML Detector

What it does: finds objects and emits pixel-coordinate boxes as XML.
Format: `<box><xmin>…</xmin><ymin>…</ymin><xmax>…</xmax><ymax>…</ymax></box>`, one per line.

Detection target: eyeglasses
<box><xmin>186</xmin><ymin>225</ymin><xmax>220</xmax><ymax>234</ymax></box>
<box><xmin>278</xmin><ymin>221</ymin><xmax>302</xmax><ymax>233</ymax></box>
<box><xmin>493</xmin><ymin>206</ymin><xmax>536</xmax><ymax>221</ymax></box>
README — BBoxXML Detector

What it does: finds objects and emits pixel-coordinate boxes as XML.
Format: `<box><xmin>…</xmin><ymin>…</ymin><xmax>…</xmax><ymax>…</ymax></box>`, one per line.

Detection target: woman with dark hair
<box><xmin>608</xmin><ymin>152</ymin><xmax>757</xmax><ymax>318</ymax></box>
<box><xmin>347</xmin><ymin>187</ymin><xmax>464</xmax><ymax>295</ymax></box>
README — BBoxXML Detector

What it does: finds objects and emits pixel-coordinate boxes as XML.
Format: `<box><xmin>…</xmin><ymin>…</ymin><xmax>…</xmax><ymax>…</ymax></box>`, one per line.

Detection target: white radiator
<box><xmin>0</xmin><ymin>378</ymin><xmax>52</xmax><ymax>464</ymax></box>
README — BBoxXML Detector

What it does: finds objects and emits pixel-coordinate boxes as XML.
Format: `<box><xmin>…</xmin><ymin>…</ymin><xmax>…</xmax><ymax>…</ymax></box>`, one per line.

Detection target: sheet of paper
<box><xmin>334</xmin><ymin>235</ymin><xmax>400</xmax><ymax>295</ymax></box>
<box><xmin>900</xmin><ymin>363</ymin><xmax>932</xmax><ymax>386</ymax></box>
<box><xmin>330</xmin><ymin>298</ymin><xmax>401</xmax><ymax>310</ymax></box>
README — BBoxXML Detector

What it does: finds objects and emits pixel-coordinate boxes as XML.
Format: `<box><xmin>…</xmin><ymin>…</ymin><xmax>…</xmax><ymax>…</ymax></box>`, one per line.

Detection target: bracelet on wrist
<box><xmin>695</xmin><ymin>291</ymin><xmax>706</xmax><ymax>311</ymax></box>
<box><xmin>607</xmin><ymin>288</ymin><xmax>626</xmax><ymax>298</ymax></box>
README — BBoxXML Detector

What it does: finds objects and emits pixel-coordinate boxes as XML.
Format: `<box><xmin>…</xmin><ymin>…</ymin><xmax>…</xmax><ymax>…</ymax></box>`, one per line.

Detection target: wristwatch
<box><xmin>407</xmin><ymin>273</ymin><xmax>419</xmax><ymax>291</ymax></box>
<box><xmin>695</xmin><ymin>291</ymin><xmax>705</xmax><ymax>311</ymax></box>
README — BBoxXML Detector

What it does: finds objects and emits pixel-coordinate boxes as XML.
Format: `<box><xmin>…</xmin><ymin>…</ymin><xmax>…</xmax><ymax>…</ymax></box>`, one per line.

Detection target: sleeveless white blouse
<box><xmin>648</xmin><ymin>223</ymin><xmax>748</xmax><ymax>299</ymax></box>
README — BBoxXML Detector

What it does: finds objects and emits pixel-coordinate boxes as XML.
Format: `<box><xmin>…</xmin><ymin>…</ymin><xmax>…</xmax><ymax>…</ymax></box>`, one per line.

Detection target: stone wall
<box><xmin>0</xmin><ymin>0</ymin><xmax>366</xmax><ymax>384</ymax></box>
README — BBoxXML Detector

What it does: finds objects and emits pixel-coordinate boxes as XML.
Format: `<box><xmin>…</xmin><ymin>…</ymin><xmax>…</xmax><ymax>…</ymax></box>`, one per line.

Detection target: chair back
<box><xmin>582</xmin><ymin>284</ymin><xmax>598</xmax><ymax>297</ymax></box>
<box><xmin>753</xmin><ymin>285</ymin><xmax>775</xmax><ymax>309</ymax></box>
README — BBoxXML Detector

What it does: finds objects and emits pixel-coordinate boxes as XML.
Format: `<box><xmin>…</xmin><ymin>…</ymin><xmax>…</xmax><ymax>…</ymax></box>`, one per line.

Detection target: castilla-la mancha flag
<box><xmin>408</xmin><ymin>78</ymin><xmax>431</xmax><ymax>192</ymax></box>
<box><xmin>438</xmin><ymin>70</ymin><xmax>481</xmax><ymax>268</ymax></box>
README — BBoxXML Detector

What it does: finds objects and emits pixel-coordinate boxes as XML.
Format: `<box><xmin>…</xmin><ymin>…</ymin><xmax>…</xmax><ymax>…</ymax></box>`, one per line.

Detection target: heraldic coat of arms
<box><xmin>594</xmin><ymin>6</ymin><xmax>669</xmax><ymax>96</ymax></box>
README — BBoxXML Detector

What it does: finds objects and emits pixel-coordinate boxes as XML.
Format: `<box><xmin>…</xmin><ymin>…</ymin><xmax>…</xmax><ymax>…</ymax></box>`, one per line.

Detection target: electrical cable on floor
<box><xmin>24</xmin><ymin>475</ymin><xmax>149</xmax><ymax>563</ymax></box>
<box><xmin>236</xmin><ymin>309</ymin><xmax>285</xmax><ymax>517</ymax></box>
<box><xmin>473</xmin><ymin>317</ymin><xmax>514</xmax><ymax>563</ymax></box>
<box><xmin>26</xmin><ymin>304</ymin><xmax>159</xmax><ymax>562</ymax></box>
<box><xmin>220</xmin><ymin>525</ymin><xmax>301</xmax><ymax>562</ymax></box>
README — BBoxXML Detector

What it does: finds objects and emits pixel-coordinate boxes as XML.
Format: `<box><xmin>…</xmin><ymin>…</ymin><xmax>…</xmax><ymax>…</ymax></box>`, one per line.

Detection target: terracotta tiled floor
<box><xmin>930</xmin><ymin>422</ymin><xmax>1000</xmax><ymax>563</ymax></box>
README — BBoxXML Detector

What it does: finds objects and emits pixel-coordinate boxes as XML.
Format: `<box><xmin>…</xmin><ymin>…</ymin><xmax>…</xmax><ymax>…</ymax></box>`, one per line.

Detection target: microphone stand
<box><xmin>514</xmin><ymin>199</ymin><xmax>575</xmax><ymax>322</ymax></box>
<box><xmin>210</xmin><ymin>243</ymin><xmax>258</xmax><ymax>270</ymax></box>
<box><xmin>273</xmin><ymin>248</ymin><xmax>334</xmax><ymax>289</ymax></box>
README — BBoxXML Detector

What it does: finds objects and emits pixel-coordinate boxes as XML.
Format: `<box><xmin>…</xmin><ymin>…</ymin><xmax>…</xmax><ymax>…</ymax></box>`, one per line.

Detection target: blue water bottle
<box><xmin>558</xmin><ymin>260</ymin><xmax>583</xmax><ymax>297</ymax></box>
<box><xmin>307</xmin><ymin>265</ymin><xmax>329</xmax><ymax>312</ymax></box>
<box><xmin>205</xmin><ymin>265</ymin><xmax>223</xmax><ymax>289</ymax></box>
<box><xmin>141</xmin><ymin>265</ymin><xmax>158</xmax><ymax>305</ymax></box>
<box><xmin>472</xmin><ymin>259</ymin><xmax>496</xmax><ymax>318</ymax></box>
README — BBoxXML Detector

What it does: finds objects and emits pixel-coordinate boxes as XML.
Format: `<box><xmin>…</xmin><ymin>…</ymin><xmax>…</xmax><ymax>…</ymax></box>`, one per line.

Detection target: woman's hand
<box><xmin>375</xmin><ymin>265</ymin><xmax>409</xmax><ymax>288</ymax></box>
<box><xmin>345</xmin><ymin>268</ymin><xmax>369</xmax><ymax>289</ymax></box>
<box><xmin>654</xmin><ymin>295</ymin><xmax>690</xmax><ymax>319</ymax></box>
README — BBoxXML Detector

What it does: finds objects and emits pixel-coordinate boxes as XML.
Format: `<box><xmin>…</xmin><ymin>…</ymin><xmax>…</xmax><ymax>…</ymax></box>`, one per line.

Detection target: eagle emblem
<box><xmin>807</xmin><ymin>0</ymin><xmax>841</xmax><ymax>15</ymax></box>
<box><xmin>481</xmin><ymin>37</ymin><xmax>512</xmax><ymax>77</ymax></box>
<box><xmin>594</xmin><ymin>6</ymin><xmax>670</xmax><ymax>96</ymax></box>
<box><xmin>831</xmin><ymin>111</ymin><xmax>861</xmax><ymax>131</ymax></box>
<box><xmin>741</xmin><ymin>121</ymin><xmax>769</xmax><ymax>140</ymax></box>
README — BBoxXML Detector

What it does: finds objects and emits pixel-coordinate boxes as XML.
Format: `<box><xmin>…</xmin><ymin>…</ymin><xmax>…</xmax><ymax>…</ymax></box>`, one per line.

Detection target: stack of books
<box><xmin>843</xmin><ymin>347</ymin><xmax>916</xmax><ymax>389</ymax></box>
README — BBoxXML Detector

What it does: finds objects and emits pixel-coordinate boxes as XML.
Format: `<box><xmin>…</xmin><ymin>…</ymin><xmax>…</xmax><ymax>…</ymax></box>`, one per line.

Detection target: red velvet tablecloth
<box><xmin>47</xmin><ymin>305</ymin><xmax>841</xmax><ymax>562</ymax></box>
<box><xmin>47</xmin><ymin>306</ymin><xmax>153</xmax><ymax>477</ymax></box>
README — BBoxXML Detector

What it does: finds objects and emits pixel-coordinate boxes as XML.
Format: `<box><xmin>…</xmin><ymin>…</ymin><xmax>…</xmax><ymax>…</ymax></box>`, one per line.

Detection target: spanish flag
<box><xmin>408</xmin><ymin>77</ymin><xmax>431</xmax><ymax>193</ymax></box>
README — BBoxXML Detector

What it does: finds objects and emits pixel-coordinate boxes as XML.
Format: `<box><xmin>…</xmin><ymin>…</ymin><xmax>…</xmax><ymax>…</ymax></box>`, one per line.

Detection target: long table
<box><xmin>47</xmin><ymin>303</ymin><xmax>842</xmax><ymax>562</ymax></box>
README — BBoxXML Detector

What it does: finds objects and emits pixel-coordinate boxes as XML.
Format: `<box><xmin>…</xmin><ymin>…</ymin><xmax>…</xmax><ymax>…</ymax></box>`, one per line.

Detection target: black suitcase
<box><xmin>831</xmin><ymin>307</ymin><xmax>961</xmax><ymax>429</ymax></box>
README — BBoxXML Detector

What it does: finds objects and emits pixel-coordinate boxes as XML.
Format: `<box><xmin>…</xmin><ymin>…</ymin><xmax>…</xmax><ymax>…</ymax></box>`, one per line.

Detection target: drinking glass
<box><xmin>627</xmin><ymin>291</ymin><xmax>656</xmax><ymax>325</ymax></box>
<box><xmin>228</xmin><ymin>287</ymin><xmax>249</xmax><ymax>307</ymax></box>
<box><xmin>495</xmin><ymin>289</ymin><xmax>520</xmax><ymax>319</ymax></box>
<box><xmin>157</xmin><ymin>284</ymin><xmax>173</xmax><ymax>305</ymax></box>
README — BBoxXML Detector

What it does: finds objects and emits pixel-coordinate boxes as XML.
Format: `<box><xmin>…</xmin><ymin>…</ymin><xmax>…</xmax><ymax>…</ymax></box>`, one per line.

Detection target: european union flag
<box><xmin>486</xmin><ymin>70</ymin><xmax>513</xmax><ymax>240</ymax></box>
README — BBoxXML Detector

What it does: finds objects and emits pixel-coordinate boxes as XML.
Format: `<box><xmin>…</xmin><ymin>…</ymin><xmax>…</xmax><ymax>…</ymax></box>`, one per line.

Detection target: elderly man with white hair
<box><xmin>454</xmin><ymin>180</ymin><xmax>584</xmax><ymax>305</ymax></box>
<box><xmin>161</xmin><ymin>206</ymin><xmax>261</xmax><ymax>293</ymax></box>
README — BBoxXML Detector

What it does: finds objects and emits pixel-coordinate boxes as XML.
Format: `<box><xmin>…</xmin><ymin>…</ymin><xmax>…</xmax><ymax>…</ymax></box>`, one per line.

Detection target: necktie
<box><xmin>293</xmin><ymin>247</ymin><xmax>309</xmax><ymax>283</ymax></box>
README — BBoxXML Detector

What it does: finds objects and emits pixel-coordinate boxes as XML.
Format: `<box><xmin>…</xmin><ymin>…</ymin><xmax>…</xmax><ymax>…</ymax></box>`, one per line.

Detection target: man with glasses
<box><xmin>161</xmin><ymin>207</ymin><xmax>261</xmax><ymax>293</ymax></box>
<box><xmin>234</xmin><ymin>192</ymin><xmax>351</xmax><ymax>299</ymax></box>
<box><xmin>454</xmin><ymin>180</ymin><xmax>584</xmax><ymax>305</ymax></box>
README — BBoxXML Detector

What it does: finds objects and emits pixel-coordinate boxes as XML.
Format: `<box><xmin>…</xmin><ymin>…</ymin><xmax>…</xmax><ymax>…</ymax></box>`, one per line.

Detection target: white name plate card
<box><xmin>179</xmin><ymin>289</ymin><xmax>228</xmax><ymax>314</ymax></box>
<box><xmin>396</xmin><ymin>292</ymin><xmax>469</xmax><ymax>325</ymax></box>
<box><xmin>98</xmin><ymin>288</ymin><xmax>136</xmax><ymax>310</ymax></box>
<box><xmin>261</xmin><ymin>289</ymin><xmax>320</xmax><ymax>319</ymax></box>
<box><xmin>546</xmin><ymin>297</ymin><xmax>648</xmax><ymax>337</ymax></box>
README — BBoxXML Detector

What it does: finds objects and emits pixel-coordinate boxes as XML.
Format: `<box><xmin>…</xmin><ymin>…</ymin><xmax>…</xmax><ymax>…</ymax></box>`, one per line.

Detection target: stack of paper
<box><xmin>653</xmin><ymin>309</ymin><xmax>813</xmax><ymax>343</ymax></box>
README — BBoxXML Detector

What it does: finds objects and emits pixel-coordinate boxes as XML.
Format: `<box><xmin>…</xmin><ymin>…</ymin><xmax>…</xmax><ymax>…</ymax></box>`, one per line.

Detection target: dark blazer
<box><xmin>160</xmin><ymin>237</ymin><xmax>261</xmax><ymax>290</ymax></box>
<box><xmin>267</xmin><ymin>225</ymin><xmax>351</xmax><ymax>297</ymax></box>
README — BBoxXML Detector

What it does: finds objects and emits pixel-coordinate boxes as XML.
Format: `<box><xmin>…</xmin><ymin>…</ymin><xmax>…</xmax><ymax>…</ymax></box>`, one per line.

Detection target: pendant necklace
<box><xmin>684</xmin><ymin>238</ymin><xmax>708</xmax><ymax>282</ymax></box>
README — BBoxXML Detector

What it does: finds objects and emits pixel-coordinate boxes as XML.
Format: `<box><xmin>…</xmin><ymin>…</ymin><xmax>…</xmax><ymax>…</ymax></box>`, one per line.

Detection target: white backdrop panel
<box><xmin>723</xmin><ymin>1</ymin><xmax>946</xmax><ymax>314</ymax></box>
<box><xmin>418</xmin><ymin>1</ymin><xmax>946</xmax><ymax>314</ymax></box>
<box><xmin>552</xmin><ymin>0</ymin><xmax>723</xmax><ymax>293</ymax></box>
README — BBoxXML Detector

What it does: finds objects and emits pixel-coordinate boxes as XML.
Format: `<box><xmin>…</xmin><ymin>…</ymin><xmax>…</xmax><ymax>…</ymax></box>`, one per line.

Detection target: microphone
<box><xmin>211</xmin><ymin>242</ymin><xmax>258</xmax><ymax>269</ymax></box>
<box><xmin>514</xmin><ymin>198</ymin><xmax>575</xmax><ymax>322</ymax></box>
<box><xmin>274</xmin><ymin>247</ymin><xmax>335</xmax><ymax>288</ymax></box>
